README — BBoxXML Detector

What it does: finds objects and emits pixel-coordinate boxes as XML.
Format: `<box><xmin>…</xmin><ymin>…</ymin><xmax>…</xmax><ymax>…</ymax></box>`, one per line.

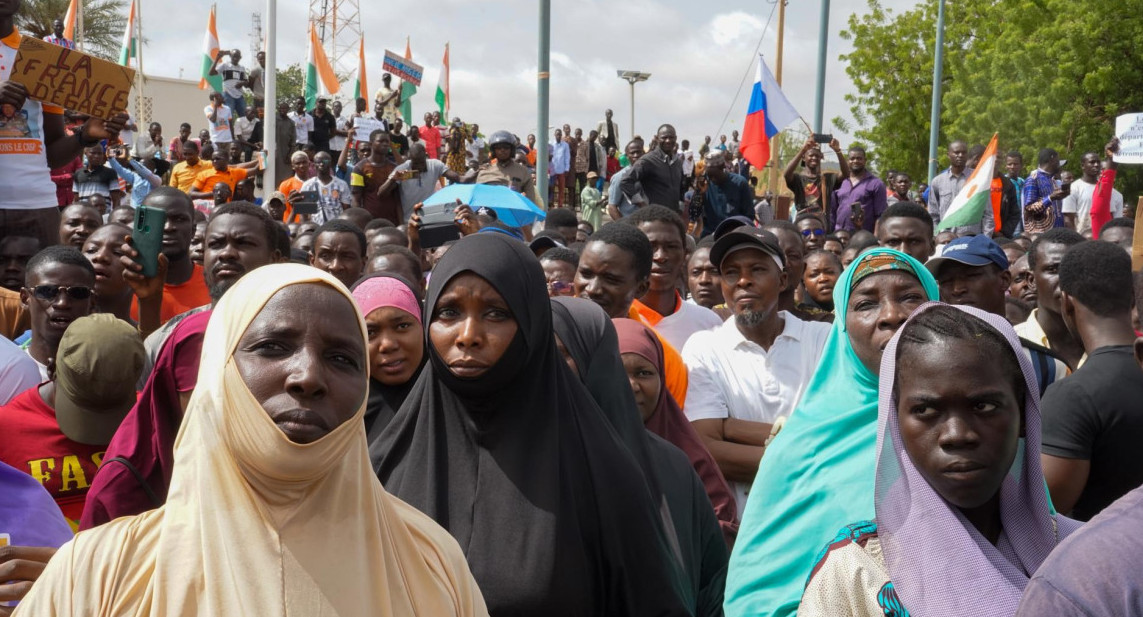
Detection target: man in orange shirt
<box><xmin>187</xmin><ymin>149</ymin><xmax>260</xmax><ymax>200</ymax></box>
<box><xmin>275</xmin><ymin>151</ymin><xmax>312</xmax><ymax>222</ymax></box>
<box><xmin>129</xmin><ymin>188</ymin><xmax>212</xmax><ymax>324</ymax></box>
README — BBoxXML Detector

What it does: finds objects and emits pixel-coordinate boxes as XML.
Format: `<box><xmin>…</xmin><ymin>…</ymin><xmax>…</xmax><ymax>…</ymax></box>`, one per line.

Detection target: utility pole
<box><xmin>264</xmin><ymin>0</ymin><xmax>277</xmax><ymax>191</ymax></box>
<box><xmin>769</xmin><ymin>0</ymin><xmax>786</xmax><ymax>199</ymax></box>
<box><xmin>813</xmin><ymin>0</ymin><xmax>830</xmax><ymax>132</ymax></box>
<box><xmin>537</xmin><ymin>0</ymin><xmax>550</xmax><ymax>209</ymax></box>
<box><xmin>618</xmin><ymin>71</ymin><xmax>651</xmax><ymax>143</ymax></box>
<box><xmin>927</xmin><ymin>0</ymin><xmax>946</xmax><ymax>183</ymax></box>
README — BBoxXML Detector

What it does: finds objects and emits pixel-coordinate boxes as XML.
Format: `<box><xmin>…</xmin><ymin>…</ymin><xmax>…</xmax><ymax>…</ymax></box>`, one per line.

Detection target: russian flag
<box><xmin>740</xmin><ymin>55</ymin><xmax>801</xmax><ymax>170</ymax></box>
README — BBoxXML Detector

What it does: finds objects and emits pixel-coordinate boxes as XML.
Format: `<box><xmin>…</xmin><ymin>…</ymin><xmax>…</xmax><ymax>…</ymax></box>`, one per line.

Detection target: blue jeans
<box><xmin>224</xmin><ymin>93</ymin><xmax>246</xmax><ymax>117</ymax></box>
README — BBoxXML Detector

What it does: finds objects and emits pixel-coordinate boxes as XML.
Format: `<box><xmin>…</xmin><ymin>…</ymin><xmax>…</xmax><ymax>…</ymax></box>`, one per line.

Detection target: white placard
<box><xmin>1114</xmin><ymin>113</ymin><xmax>1143</xmax><ymax>164</ymax></box>
<box><xmin>349</xmin><ymin>117</ymin><xmax>386</xmax><ymax>144</ymax></box>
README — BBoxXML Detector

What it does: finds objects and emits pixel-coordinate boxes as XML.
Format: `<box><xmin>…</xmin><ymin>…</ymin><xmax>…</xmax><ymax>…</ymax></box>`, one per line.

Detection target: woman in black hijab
<box><xmin>350</xmin><ymin>272</ymin><xmax>426</xmax><ymax>470</ymax></box>
<box><xmin>552</xmin><ymin>296</ymin><xmax>728</xmax><ymax>617</ymax></box>
<box><xmin>375</xmin><ymin>233</ymin><xmax>688</xmax><ymax>616</ymax></box>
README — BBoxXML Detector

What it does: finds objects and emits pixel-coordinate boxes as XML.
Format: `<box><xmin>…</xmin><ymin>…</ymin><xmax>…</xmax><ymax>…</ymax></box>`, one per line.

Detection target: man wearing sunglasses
<box><xmin>794</xmin><ymin>212</ymin><xmax>827</xmax><ymax>252</ymax></box>
<box><xmin>18</xmin><ymin>247</ymin><xmax>97</xmax><ymax>380</ymax></box>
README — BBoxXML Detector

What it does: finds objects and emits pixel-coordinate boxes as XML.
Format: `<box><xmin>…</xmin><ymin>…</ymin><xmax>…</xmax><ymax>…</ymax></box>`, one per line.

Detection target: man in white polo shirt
<box><xmin>0</xmin><ymin>9</ymin><xmax>126</xmax><ymax>247</ymax></box>
<box><xmin>683</xmin><ymin>226</ymin><xmax>831</xmax><ymax>516</ymax></box>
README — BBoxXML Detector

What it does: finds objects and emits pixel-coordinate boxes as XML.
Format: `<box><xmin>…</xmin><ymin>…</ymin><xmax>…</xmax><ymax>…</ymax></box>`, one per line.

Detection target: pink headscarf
<box><xmin>352</xmin><ymin>275</ymin><xmax>422</xmax><ymax>324</ymax></box>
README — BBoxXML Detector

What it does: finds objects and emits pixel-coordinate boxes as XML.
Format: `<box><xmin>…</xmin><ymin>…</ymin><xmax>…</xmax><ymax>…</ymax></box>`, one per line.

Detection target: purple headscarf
<box><xmin>875</xmin><ymin>302</ymin><xmax>1082</xmax><ymax>616</ymax></box>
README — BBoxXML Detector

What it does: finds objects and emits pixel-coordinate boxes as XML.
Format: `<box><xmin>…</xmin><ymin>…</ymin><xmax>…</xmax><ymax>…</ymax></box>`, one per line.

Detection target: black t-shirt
<box><xmin>1041</xmin><ymin>345</ymin><xmax>1143</xmax><ymax>520</ymax></box>
<box><xmin>311</xmin><ymin>112</ymin><xmax>336</xmax><ymax>149</ymax></box>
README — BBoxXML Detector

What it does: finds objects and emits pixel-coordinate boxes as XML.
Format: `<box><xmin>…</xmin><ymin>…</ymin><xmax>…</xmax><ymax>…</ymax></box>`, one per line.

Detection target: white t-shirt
<box><xmin>216</xmin><ymin>62</ymin><xmax>248</xmax><ymax>99</ymax></box>
<box><xmin>0</xmin><ymin>336</ymin><xmax>39</xmax><ymax>405</ymax></box>
<box><xmin>289</xmin><ymin>111</ymin><xmax>314</xmax><ymax>146</ymax></box>
<box><xmin>1061</xmin><ymin>177</ymin><xmax>1124</xmax><ymax>235</ymax></box>
<box><xmin>234</xmin><ymin>116</ymin><xmax>257</xmax><ymax>142</ymax></box>
<box><xmin>204</xmin><ymin>104</ymin><xmax>234</xmax><ymax>144</ymax></box>
<box><xmin>0</xmin><ymin>30</ymin><xmax>60</xmax><ymax>210</ymax></box>
<box><xmin>647</xmin><ymin>297</ymin><xmax>724</xmax><ymax>352</ymax></box>
<box><xmin>331</xmin><ymin>115</ymin><xmax>349</xmax><ymax>153</ymax></box>
<box><xmin>301</xmin><ymin>175</ymin><xmax>351</xmax><ymax>224</ymax></box>
<box><xmin>682</xmin><ymin>312</ymin><xmax>831</xmax><ymax>515</ymax></box>
<box><xmin>392</xmin><ymin>159</ymin><xmax>448</xmax><ymax>211</ymax></box>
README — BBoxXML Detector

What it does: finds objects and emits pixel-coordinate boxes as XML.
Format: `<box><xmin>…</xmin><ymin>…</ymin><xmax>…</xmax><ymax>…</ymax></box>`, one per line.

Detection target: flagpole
<box><xmin>536</xmin><ymin>0</ymin><xmax>550</xmax><ymax>210</ymax></box>
<box><xmin>927</xmin><ymin>0</ymin><xmax>946</xmax><ymax>184</ymax></box>
<box><xmin>264</xmin><ymin>0</ymin><xmax>278</xmax><ymax>191</ymax></box>
<box><xmin>769</xmin><ymin>0</ymin><xmax>786</xmax><ymax>215</ymax></box>
<box><xmin>134</xmin><ymin>0</ymin><xmax>144</xmax><ymax>129</ymax></box>
<box><xmin>76</xmin><ymin>0</ymin><xmax>83</xmax><ymax>51</ymax></box>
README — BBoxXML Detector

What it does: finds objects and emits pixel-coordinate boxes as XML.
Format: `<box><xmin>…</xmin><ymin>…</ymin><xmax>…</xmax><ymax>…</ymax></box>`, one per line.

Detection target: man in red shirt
<box><xmin>0</xmin><ymin>313</ymin><xmax>144</xmax><ymax>528</ymax></box>
<box><xmin>419</xmin><ymin>112</ymin><xmax>441</xmax><ymax>159</ymax></box>
<box><xmin>129</xmin><ymin>188</ymin><xmax>213</xmax><ymax>324</ymax></box>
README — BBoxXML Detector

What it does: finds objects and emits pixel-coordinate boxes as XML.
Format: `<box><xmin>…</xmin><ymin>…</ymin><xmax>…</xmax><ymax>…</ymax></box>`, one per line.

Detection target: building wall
<box><xmin>131</xmin><ymin>75</ymin><xmax>212</xmax><ymax>142</ymax></box>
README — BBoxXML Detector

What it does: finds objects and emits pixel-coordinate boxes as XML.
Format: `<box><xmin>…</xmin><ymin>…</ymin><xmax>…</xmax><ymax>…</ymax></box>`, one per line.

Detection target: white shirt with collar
<box><xmin>682</xmin><ymin>311</ymin><xmax>831</xmax><ymax>514</ymax></box>
<box><xmin>647</xmin><ymin>296</ymin><xmax>724</xmax><ymax>352</ymax></box>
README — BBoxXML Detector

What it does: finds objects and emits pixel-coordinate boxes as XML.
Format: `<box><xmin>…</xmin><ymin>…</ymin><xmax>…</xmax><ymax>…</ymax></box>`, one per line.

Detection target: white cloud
<box><xmin>132</xmin><ymin>0</ymin><xmax>923</xmax><ymax>148</ymax></box>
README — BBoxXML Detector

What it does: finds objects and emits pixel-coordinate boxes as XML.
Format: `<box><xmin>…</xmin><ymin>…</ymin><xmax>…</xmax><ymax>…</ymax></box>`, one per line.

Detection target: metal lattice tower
<box><xmin>309</xmin><ymin>0</ymin><xmax>362</xmax><ymax>80</ymax></box>
<box><xmin>250</xmin><ymin>12</ymin><xmax>263</xmax><ymax>58</ymax></box>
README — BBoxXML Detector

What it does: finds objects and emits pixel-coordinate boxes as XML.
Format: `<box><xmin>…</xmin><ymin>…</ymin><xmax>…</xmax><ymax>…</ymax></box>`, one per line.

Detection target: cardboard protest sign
<box><xmin>382</xmin><ymin>50</ymin><xmax>423</xmax><ymax>87</ymax></box>
<box><xmin>1114</xmin><ymin>113</ymin><xmax>1143</xmax><ymax>164</ymax></box>
<box><xmin>9</xmin><ymin>38</ymin><xmax>135</xmax><ymax>120</ymax></box>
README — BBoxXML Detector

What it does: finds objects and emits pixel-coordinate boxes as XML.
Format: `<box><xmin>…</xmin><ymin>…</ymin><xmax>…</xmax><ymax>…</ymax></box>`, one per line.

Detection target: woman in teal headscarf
<box><xmin>723</xmin><ymin>247</ymin><xmax>939</xmax><ymax>617</ymax></box>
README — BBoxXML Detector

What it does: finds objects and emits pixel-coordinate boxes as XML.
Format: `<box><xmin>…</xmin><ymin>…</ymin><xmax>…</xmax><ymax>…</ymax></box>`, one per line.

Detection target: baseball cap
<box><xmin>54</xmin><ymin>314</ymin><xmax>145</xmax><ymax>445</ymax></box>
<box><xmin>925</xmin><ymin>234</ymin><xmax>1009</xmax><ymax>277</ymax></box>
<box><xmin>713</xmin><ymin>215</ymin><xmax>754</xmax><ymax>240</ymax></box>
<box><xmin>528</xmin><ymin>234</ymin><xmax>564</xmax><ymax>253</ymax></box>
<box><xmin>710</xmin><ymin>227</ymin><xmax>786</xmax><ymax>273</ymax></box>
<box><xmin>267</xmin><ymin>191</ymin><xmax>288</xmax><ymax>205</ymax></box>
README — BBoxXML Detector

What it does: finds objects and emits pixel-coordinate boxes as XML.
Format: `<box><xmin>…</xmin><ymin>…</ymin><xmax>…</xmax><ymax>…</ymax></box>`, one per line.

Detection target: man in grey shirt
<box><xmin>607</xmin><ymin>139</ymin><xmax>646</xmax><ymax>220</ymax></box>
<box><xmin>928</xmin><ymin>139</ymin><xmax>994</xmax><ymax>236</ymax></box>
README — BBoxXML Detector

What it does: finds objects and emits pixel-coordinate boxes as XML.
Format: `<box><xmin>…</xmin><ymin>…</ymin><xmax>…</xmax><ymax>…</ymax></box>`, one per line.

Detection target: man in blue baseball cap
<box><xmin>927</xmin><ymin>234</ymin><xmax>1069</xmax><ymax>395</ymax></box>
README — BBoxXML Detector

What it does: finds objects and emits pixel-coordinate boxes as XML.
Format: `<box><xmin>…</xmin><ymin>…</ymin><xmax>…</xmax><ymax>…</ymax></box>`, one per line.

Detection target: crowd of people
<box><xmin>4</xmin><ymin>1</ymin><xmax>1143</xmax><ymax>615</ymax></box>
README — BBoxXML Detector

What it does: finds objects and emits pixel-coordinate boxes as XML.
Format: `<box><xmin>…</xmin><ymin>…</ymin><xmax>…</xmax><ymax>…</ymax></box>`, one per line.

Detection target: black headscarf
<box><xmin>350</xmin><ymin>272</ymin><xmax>426</xmax><ymax>470</ymax></box>
<box><xmin>552</xmin><ymin>297</ymin><xmax>728</xmax><ymax>616</ymax></box>
<box><xmin>375</xmin><ymin>233</ymin><xmax>689</xmax><ymax>616</ymax></box>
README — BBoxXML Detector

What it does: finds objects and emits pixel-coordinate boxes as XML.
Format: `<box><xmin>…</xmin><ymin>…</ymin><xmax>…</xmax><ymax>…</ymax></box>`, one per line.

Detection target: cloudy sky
<box><xmin>137</xmin><ymin>0</ymin><xmax>919</xmax><ymax>146</ymax></box>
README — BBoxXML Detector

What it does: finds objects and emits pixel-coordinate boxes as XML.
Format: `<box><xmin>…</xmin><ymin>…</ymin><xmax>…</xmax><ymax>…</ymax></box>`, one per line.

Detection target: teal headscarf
<box><xmin>723</xmin><ymin>247</ymin><xmax>939</xmax><ymax>617</ymax></box>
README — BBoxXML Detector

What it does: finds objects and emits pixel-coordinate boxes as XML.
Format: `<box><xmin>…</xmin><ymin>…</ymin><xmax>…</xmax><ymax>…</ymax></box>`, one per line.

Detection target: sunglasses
<box><xmin>27</xmin><ymin>285</ymin><xmax>93</xmax><ymax>302</ymax></box>
<box><xmin>549</xmin><ymin>281</ymin><xmax>574</xmax><ymax>294</ymax></box>
<box><xmin>801</xmin><ymin>229</ymin><xmax>826</xmax><ymax>237</ymax></box>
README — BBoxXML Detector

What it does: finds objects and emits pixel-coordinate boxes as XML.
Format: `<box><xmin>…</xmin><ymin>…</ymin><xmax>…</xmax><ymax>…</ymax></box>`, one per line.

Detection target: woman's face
<box><xmin>846</xmin><ymin>271</ymin><xmax>927</xmax><ymax>373</ymax></box>
<box><xmin>622</xmin><ymin>352</ymin><xmax>661</xmax><ymax>423</ymax></box>
<box><xmin>364</xmin><ymin>306</ymin><xmax>423</xmax><ymax>386</ymax></box>
<box><xmin>235</xmin><ymin>284</ymin><xmax>367</xmax><ymax>444</ymax></box>
<box><xmin>430</xmin><ymin>272</ymin><xmax>518</xmax><ymax>379</ymax></box>
<box><xmin>896</xmin><ymin>337</ymin><xmax>1022</xmax><ymax>511</ymax></box>
<box><xmin>82</xmin><ymin>225</ymin><xmax>129</xmax><ymax>298</ymax></box>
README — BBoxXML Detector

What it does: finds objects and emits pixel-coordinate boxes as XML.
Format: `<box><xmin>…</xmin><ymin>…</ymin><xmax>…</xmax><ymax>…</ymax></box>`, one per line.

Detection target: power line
<box><xmin>711</xmin><ymin>0</ymin><xmax>780</xmax><ymax>141</ymax></box>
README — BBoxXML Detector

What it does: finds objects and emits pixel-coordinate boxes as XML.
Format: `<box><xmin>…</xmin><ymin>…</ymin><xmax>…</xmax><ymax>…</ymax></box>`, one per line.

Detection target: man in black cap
<box><xmin>682</xmin><ymin>226</ymin><xmax>832</xmax><ymax>516</ymax></box>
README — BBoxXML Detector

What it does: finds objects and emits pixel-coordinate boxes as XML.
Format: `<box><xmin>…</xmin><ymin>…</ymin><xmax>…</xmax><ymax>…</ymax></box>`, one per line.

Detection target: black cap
<box><xmin>710</xmin><ymin>227</ymin><xmax>786</xmax><ymax>273</ymax></box>
<box><xmin>713</xmin><ymin>215</ymin><xmax>754</xmax><ymax>240</ymax></box>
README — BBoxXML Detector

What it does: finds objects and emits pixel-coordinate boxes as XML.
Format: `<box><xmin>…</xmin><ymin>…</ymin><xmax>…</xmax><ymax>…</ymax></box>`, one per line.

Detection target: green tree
<box><xmin>274</xmin><ymin>64</ymin><xmax>305</xmax><ymax>106</ymax></box>
<box><xmin>16</xmin><ymin>0</ymin><xmax>128</xmax><ymax>62</ymax></box>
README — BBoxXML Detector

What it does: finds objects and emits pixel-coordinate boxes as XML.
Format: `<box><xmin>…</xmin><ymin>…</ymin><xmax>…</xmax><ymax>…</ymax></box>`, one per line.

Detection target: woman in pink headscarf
<box><xmin>350</xmin><ymin>273</ymin><xmax>425</xmax><ymax>471</ymax></box>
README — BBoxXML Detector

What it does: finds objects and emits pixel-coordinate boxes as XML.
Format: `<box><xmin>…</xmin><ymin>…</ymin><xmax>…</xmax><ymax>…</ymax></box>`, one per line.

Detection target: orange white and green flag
<box><xmin>353</xmin><ymin>36</ymin><xmax>368</xmax><ymax>111</ymax></box>
<box><xmin>305</xmin><ymin>21</ymin><xmax>340</xmax><ymax>110</ymax></box>
<box><xmin>62</xmin><ymin>0</ymin><xmax>78</xmax><ymax>41</ymax></box>
<box><xmin>199</xmin><ymin>5</ymin><xmax>223</xmax><ymax>92</ymax></box>
<box><xmin>117</xmin><ymin>0</ymin><xmax>138</xmax><ymax>67</ymax></box>
<box><xmin>937</xmin><ymin>133</ymin><xmax>999</xmax><ymax>231</ymax></box>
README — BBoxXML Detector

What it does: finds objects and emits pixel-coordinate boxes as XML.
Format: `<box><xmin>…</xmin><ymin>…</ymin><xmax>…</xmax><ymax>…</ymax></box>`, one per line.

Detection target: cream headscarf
<box><xmin>16</xmin><ymin>264</ymin><xmax>488</xmax><ymax>617</ymax></box>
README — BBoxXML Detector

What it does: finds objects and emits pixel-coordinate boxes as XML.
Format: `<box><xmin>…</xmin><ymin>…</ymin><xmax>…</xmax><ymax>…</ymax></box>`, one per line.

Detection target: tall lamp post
<box><xmin>927</xmin><ymin>0</ymin><xmax>947</xmax><ymax>183</ymax></box>
<box><xmin>617</xmin><ymin>70</ymin><xmax>651</xmax><ymax>143</ymax></box>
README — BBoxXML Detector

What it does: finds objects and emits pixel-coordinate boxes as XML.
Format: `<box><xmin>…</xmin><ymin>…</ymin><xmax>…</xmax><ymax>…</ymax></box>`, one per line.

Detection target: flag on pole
<box><xmin>353</xmin><ymin>36</ymin><xmax>368</xmax><ymax>111</ymax></box>
<box><xmin>117</xmin><ymin>0</ymin><xmax>138</xmax><ymax>67</ymax></box>
<box><xmin>434</xmin><ymin>43</ymin><xmax>449</xmax><ymax>119</ymax></box>
<box><xmin>399</xmin><ymin>38</ymin><xmax>416</xmax><ymax>124</ymax></box>
<box><xmin>740</xmin><ymin>55</ymin><xmax>801</xmax><ymax>170</ymax></box>
<box><xmin>305</xmin><ymin>22</ymin><xmax>341</xmax><ymax>110</ymax></box>
<box><xmin>199</xmin><ymin>5</ymin><xmax>223</xmax><ymax>92</ymax></box>
<box><xmin>62</xmin><ymin>0</ymin><xmax>78</xmax><ymax>41</ymax></box>
<box><xmin>937</xmin><ymin>134</ymin><xmax>999</xmax><ymax>231</ymax></box>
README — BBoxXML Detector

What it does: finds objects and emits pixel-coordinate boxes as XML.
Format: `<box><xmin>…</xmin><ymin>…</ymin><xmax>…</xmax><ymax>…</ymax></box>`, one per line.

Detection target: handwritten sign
<box><xmin>382</xmin><ymin>50</ymin><xmax>424</xmax><ymax>87</ymax></box>
<box><xmin>351</xmin><ymin>117</ymin><xmax>386</xmax><ymax>144</ymax></box>
<box><xmin>10</xmin><ymin>38</ymin><xmax>134</xmax><ymax>120</ymax></box>
<box><xmin>1114</xmin><ymin>113</ymin><xmax>1143</xmax><ymax>164</ymax></box>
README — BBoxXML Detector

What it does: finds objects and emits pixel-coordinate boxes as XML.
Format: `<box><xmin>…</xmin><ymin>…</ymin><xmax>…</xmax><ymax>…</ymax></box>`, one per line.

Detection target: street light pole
<box><xmin>264</xmin><ymin>0</ymin><xmax>277</xmax><ymax>193</ymax></box>
<box><xmin>813</xmin><ymin>0</ymin><xmax>830</xmax><ymax>132</ymax></box>
<box><xmin>537</xmin><ymin>0</ymin><xmax>551</xmax><ymax>209</ymax></box>
<box><xmin>927</xmin><ymin>0</ymin><xmax>946</xmax><ymax>184</ymax></box>
<box><xmin>617</xmin><ymin>70</ymin><xmax>651</xmax><ymax>143</ymax></box>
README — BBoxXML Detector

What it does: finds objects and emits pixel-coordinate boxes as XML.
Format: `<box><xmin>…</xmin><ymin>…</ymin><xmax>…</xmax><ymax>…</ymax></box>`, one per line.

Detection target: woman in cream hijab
<box><xmin>16</xmin><ymin>264</ymin><xmax>488</xmax><ymax>617</ymax></box>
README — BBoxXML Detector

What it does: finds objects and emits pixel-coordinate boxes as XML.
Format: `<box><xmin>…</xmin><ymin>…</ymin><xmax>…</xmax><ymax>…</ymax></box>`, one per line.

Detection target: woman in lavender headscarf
<box><xmin>799</xmin><ymin>303</ymin><xmax>1081</xmax><ymax>617</ymax></box>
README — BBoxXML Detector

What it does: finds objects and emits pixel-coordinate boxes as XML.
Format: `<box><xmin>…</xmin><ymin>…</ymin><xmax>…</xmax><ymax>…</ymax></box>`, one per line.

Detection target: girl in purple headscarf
<box><xmin>800</xmin><ymin>303</ymin><xmax>1081</xmax><ymax>617</ymax></box>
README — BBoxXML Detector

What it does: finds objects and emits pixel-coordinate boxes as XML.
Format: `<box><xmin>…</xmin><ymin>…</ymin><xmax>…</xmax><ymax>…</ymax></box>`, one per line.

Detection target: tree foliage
<box><xmin>839</xmin><ymin>0</ymin><xmax>1143</xmax><ymax>202</ymax></box>
<box><xmin>16</xmin><ymin>0</ymin><xmax>128</xmax><ymax>62</ymax></box>
<box><xmin>274</xmin><ymin>64</ymin><xmax>305</xmax><ymax>107</ymax></box>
